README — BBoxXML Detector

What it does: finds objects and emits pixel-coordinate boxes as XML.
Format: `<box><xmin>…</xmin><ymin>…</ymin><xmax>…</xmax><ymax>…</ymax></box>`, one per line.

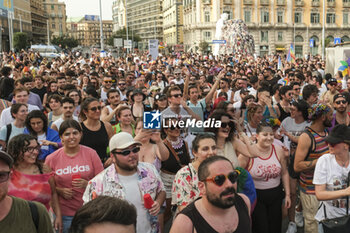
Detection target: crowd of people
<box><xmin>0</xmin><ymin>50</ymin><xmax>349</xmax><ymax>233</ymax></box>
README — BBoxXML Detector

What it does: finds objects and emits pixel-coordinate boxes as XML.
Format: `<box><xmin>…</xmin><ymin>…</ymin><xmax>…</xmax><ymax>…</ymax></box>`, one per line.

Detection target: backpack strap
<box><xmin>28</xmin><ymin>201</ymin><xmax>39</xmax><ymax>232</ymax></box>
<box><xmin>304</xmin><ymin>127</ymin><xmax>316</xmax><ymax>161</ymax></box>
<box><xmin>6</xmin><ymin>124</ymin><xmax>12</xmax><ymax>143</ymax></box>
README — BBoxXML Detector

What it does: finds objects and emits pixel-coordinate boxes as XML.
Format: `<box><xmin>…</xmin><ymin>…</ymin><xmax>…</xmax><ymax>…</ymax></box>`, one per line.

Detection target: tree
<box><xmin>107</xmin><ymin>27</ymin><xmax>141</xmax><ymax>46</ymax></box>
<box><xmin>13</xmin><ymin>32</ymin><xmax>29</xmax><ymax>51</ymax></box>
<box><xmin>51</xmin><ymin>35</ymin><xmax>79</xmax><ymax>49</ymax></box>
<box><xmin>199</xmin><ymin>41</ymin><xmax>209</xmax><ymax>53</ymax></box>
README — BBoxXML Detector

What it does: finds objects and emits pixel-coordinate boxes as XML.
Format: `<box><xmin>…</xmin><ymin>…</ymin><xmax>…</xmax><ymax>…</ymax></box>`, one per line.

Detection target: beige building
<box><xmin>126</xmin><ymin>0</ymin><xmax>163</xmax><ymax>50</ymax></box>
<box><xmin>43</xmin><ymin>0</ymin><xmax>66</xmax><ymax>39</ymax></box>
<box><xmin>183</xmin><ymin>0</ymin><xmax>350</xmax><ymax>57</ymax></box>
<box><xmin>163</xmin><ymin>0</ymin><xmax>183</xmax><ymax>49</ymax></box>
<box><xmin>112</xmin><ymin>0</ymin><xmax>126</xmax><ymax>32</ymax></box>
<box><xmin>67</xmin><ymin>16</ymin><xmax>113</xmax><ymax>47</ymax></box>
<box><xmin>30</xmin><ymin>0</ymin><xmax>48</xmax><ymax>44</ymax></box>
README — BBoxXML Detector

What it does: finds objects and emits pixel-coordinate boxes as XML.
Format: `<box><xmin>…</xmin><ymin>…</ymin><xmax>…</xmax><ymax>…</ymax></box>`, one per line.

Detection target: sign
<box><xmin>124</xmin><ymin>40</ymin><xmax>132</xmax><ymax>49</ymax></box>
<box><xmin>212</xmin><ymin>40</ymin><xmax>226</xmax><ymax>44</ymax></box>
<box><xmin>334</xmin><ymin>38</ymin><xmax>341</xmax><ymax>45</ymax></box>
<box><xmin>143</xmin><ymin>111</ymin><xmax>161</xmax><ymax>129</ymax></box>
<box><xmin>0</xmin><ymin>0</ymin><xmax>13</xmax><ymax>12</ymax></box>
<box><xmin>113</xmin><ymin>38</ymin><xmax>123</xmax><ymax>47</ymax></box>
<box><xmin>84</xmin><ymin>15</ymin><xmax>99</xmax><ymax>21</ymax></box>
<box><xmin>310</xmin><ymin>39</ymin><xmax>315</xmax><ymax>48</ymax></box>
<box><xmin>149</xmin><ymin>39</ymin><xmax>159</xmax><ymax>60</ymax></box>
<box><xmin>174</xmin><ymin>44</ymin><xmax>184</xmax><ymax>52</ymax></box>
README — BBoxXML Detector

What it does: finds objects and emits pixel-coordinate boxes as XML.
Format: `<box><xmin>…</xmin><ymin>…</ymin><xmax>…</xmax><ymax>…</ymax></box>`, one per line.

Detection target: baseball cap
<box><xmin>109</xmin><ymin>132</ymin><xmax>142</xmax><ymax>151</ymax></box>
<box><xmin>326</xmin><ymin>124</ymin><xmax>350</xmax><ymax>145</ymax></box>
<box><xmin>0</xmin><ymin>150</ymin><xmax>14</xmax><ymax>168</ymax></box>
<box><xmin>327</xmin><ymin>78</ymin><xmax>337</xmax><ymax>84</ymax></box>
<box><xmin>333</xmin><ymin>93</ymin><xmax>347</xmax><ymax>103</ymax></box>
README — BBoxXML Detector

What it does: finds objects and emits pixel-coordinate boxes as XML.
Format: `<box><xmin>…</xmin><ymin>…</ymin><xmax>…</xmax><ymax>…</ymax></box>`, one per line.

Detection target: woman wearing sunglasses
<box><xmin>7</xmin><ymin>134</ymin><xmax>62</xmax><ymax>232</ymax></box>
<box><xmin>79</xmin><ymin>97</ymin><xmax>114</xmax><ymax>165</ymax></box>
<box><xmin>206</xmin><ymin>110</ymin><xmax>260</xmax><ymax>168</ymax></box>
<box><xmin>240</xmin><ymin>122</ymin><xmax>291</xmax><ymax>233</ymax></box>
<box><xmin>160</xmin><ymin>118</ymin><xmax>191</xmax><ymax>225</ymax></box>
<box><xmin>45</xmin><ymin>119</ymin><xmax>104</xmax><ymax>233</ymax></box>
<box><xmin>313</xmin><ymin>124</ymin><xmax>350</xmax><ymax>231</ymax></box>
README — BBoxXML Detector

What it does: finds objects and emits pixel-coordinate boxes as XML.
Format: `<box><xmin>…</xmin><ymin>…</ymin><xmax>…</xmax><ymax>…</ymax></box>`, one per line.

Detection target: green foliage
<box><xmin>199</xmin><ymin>41</ymin><xmax>209</xmax><ymax>52</ymax></box>
<box><xmin>51</xmin><ymin>35</ymin><xmax>79</xmax><ymax>49</ymax></box>
<box><xmin>107</xmin><ymin>27</ymin><xmax>141</xmax><ymax>46</ymax></box>
<box><xmin>13</xmin><ymin>32</ymin><xmax>29</xmax><ymax>51</ymax></box>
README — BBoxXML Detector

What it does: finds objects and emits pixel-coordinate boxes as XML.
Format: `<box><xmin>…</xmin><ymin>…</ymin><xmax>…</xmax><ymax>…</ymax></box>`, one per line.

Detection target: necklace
<box><xmin>168</xmin><ymin>137</ymin><xmax>184</xmax><ymax>149</ymax></box>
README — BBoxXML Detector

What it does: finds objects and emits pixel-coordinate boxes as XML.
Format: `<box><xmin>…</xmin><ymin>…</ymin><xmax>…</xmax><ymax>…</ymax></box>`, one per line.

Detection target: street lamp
<box><xmin>322</xmin><ymin>0</ymin><xmax>325</xmax><ymax>60</ymax></box>
<box><xmin>99</xmin><ymin>0</ymin><xmax>104</xmax><ymax>51</ymax></box>
<box><xmin>125</xmin><ymin>0</ymin><xmax>129</xmax><ymax>53</ymax></box>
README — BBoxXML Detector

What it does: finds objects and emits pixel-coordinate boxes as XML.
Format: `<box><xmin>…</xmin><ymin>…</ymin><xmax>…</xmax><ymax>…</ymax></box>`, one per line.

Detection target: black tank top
<box><xmin>277</xmin><ymin>103</ymin><xmax>291</xmax><ymax>122</ymax></box>
<box><xmin>181</xmin><ymin>196</ymin><xmax>251</xmax><ymax>233</ymax></box>
<box><xmin>80</xmin><ymin>121</ymin><xmax>109</xmax><ymax>163</ymax></box>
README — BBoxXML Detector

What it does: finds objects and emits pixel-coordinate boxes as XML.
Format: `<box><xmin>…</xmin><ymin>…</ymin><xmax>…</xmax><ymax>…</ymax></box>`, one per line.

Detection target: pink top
<box><xmin>248</xmin><ymin>144</ymin><xmax>282</xmax><ymax>190</ymax></box>
<box><xmin>45</xmin><ymin>145</ymin><xmax>104</xmax><ymax>216</ymax></box>
<box><xmin>8</xmin><ymin>169</ymin><xmax>52</xmax><ymax>210</ymax></box>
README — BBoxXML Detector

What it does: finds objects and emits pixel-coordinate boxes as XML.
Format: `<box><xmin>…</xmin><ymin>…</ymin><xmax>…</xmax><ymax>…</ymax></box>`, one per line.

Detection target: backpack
<box><xmin>28</xmin><ymin>201</ymin><xmax>39</xmax><ymax>232</ymax></box>
<box><xmin>288</xmin><ymin>127</ymin><xmax>316</xmax><ymax>179</ymax></box>
<box><xmin>4</xmin><ymin>123</ymin><xmax>12</xmax><ymax>147</ymax></box>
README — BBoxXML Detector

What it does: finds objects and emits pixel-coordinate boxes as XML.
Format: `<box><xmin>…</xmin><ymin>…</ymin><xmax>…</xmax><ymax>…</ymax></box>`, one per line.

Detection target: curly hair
<box><xmin>7</xmin><ymin>134</ymin><xmax>42</xmax><ymax>171</ymax></box>
<box><xmin>246</xmin><ymin>103</ymin><xmax>263</xmax><ymax>122</ymax></box>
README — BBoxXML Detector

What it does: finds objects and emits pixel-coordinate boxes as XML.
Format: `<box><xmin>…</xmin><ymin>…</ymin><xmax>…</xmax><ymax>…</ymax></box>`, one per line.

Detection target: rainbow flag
<box><xmin>286</xmin><ymin>44</ymin><xmax>295</xmax><ymax>63</ymax></box>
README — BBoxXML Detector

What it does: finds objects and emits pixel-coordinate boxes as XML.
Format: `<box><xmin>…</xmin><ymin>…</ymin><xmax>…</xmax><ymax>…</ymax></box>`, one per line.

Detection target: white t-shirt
<box><xmin>313</xmin><ymin>153</ymin><xmax>350</xmax><ymax>221</ymax></box>
<box><xmin>37</xmin><ymin>133</ymin><xmax>49</xmax><ymax>151</ymax></box>
<box><xmin>0</xmin><ymin>104</ymin><xmax>40</xmax><ymax>128</ymax></box>
<box><xmin>0</xmin><ymin>123</ymin><xmax>25</xmax><ymax>142</ymax></box>
<box><xmin>281</xmin><ymin>117</ymin><xmax>310</xmax><ymax>152</ymax></box>
<box><xmin>52</xmin><ymin>116</ymin><xmax>79</xmax><ymax>131</ymax></box>
<box><xmin>119</xmin><ymin>173</ymin><xmax>152</xmax><ymax>233</ymax></box>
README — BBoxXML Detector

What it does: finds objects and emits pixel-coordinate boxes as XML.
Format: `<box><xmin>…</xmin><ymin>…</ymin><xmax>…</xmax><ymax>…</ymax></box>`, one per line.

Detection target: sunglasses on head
<box><xmin>203</xmin><ymin>171</ymin><xmax>240</xmax><ymax>186</ymax></box>
<box><xmin>0</xmin><ymin>171</ymin><xmax>10</xmax><ymax>183</ymax></box>
<box><xmin>221</xmin><ymin>121</ymin><xmax>235</xmax><ymax>129</ymax></box>
<box><xmin>89</xmin><ymin>106</ymin><xmax>102</xmax><ymax>112</ymax></box>
<box><xmin>335</xmin><ymin>100</ymin><xmax>347</xmax><ymax>105</ymax></box>
<box><xmin>112</xmin><ymin>147</ymin><xmax>140</xmax><ymax>156</ymax></box>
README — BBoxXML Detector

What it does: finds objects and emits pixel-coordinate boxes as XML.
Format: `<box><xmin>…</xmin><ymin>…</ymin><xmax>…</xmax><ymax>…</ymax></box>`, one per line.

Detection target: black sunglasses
<box><xmin>118</xmin><ymin>83</ymin><xmax>126</xmax><ymax>86</ymax></box>
<box><xmin>89</xmin><ymin>106</ymin><xmax>102</xmax><ymax>112</ymax></box>
<box><xmin>104</xmin><ymin>81</ymin><xmax>113</xmax><ymax>83</ymax></box>
<box><xmin>335</xmin><ymin>100</ymin><xmax>347</xmax><ymax>105</ymax></box>
<box><xmin>172</xmin><ymin>94</ymin><xmax>182</xmax><ymax>98</ymax></box>
<box><xmin>221</xmin><ymin>121</ymin><xmax>235</xmax><ymax>129</ymax></box>
<box><xmin>112</xmin><ymin>147</ymin><xmax>140</xmax><ymax>156</ymax></box>
<box><xmin>203</xmin><ymin>171</ymin><xmax>239</xmax><ymax>186</ymax></box>
<box><xmin>0</xmin><ymin>171</ymin><xmax>10</xmax><ymax>183</ymax></box>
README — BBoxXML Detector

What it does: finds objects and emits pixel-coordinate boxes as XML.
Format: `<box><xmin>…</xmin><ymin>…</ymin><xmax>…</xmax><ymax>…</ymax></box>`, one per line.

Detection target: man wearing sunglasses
<box><xmin>170</xmin><ymin>156</ymin><xmax>251</xmax><ymax>233</ymax></box>
<box><xmin>328</xmin><ymin>94</ymin><xmax>350</xmax><ymax>132</ymax></box>
<box><xmin>83</xmin><ymin>132</ymin><xmax>165</xmax><ymax>233</ymax></box>
<box><xmin>99</xmin><ymin>76</ymin><xmax>114</xmax><ymax>103</ymax></box>
<box><xmin>0</xmin><ymin>151</ymin><xmax>54</xmax><ymax>233</ymax></box>
<box><xmin>321</xmin><ymin>78</ymin><xmax>339</xmax><ymax>105</ymax></box>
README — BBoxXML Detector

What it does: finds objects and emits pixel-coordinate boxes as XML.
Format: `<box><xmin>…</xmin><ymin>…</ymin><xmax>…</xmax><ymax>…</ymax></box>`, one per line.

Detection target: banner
<box><xmin>149</xmin><ymin>39</ymin><xmax>159</xmax><ymax>60</ymax></box>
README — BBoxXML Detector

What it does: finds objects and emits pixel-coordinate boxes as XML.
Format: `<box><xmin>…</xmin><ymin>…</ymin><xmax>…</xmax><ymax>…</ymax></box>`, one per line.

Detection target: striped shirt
<box><xmin>299</xmin><ymin>127</ymin><xmax>329</xmax><ymax>195</ymax></box>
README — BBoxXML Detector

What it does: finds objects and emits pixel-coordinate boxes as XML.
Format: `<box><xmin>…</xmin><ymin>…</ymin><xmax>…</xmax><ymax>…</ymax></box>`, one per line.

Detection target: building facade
<box><xmin>67</xmin><ymin>16</ymin><xmax>113</xmax><ymax>47</ymax></box>
<box><xmin>163</xmin><ymin>0</ymin><xmax>183</xmax><ymax>49</ymax></box>
<box><xmin>112</xmin><ymin>0</ymin><xmax>126</xmax><ymax>32</ymax></box>
<box><xmin>126</xmin><ymin>0</ymin><xmax>163</xmax><ymax>50</ymax></box>
<box><xmin>30</xmin><ymin>0</ymin><xmax>48</xmax><ymax>44</ymax></box>
<box><xmin>183</xmin><ymin>0</ymin><xmax>350</xmax><ymax>57</ymax></box>
<box><xmin>43</xmin><ymin>0</ymin><xmax>66</xmax><ymax>39</ymax></box>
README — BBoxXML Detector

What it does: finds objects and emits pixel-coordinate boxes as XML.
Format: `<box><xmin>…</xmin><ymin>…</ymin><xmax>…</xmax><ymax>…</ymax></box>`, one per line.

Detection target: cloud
<box><xmin>62</xmin><ymin>0</ymin><xmax>113</xmax><ymax>20</ymax></box>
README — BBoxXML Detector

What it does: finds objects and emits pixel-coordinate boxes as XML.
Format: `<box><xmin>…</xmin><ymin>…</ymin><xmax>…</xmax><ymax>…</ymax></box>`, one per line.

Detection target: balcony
<box><xmin>327</xmin><ymin>1</ymin><xmax>335</xmax><ymax>7</ymax></box>
<box><xmin>344</xmin><ymin>2</ymin><xmax>350</xmax><ymax>7</ymax></box>
<box><xmin>260</xmin><ymin>0</ymin><xmax>269</xmax><ymax>5</ymax></box>
<box><xmin>243</xmin><ymin>0</ymin><xmax>253</xmax><ymax>4</ymax></box>
<box><xmin>223</xmin><ymin>0</ymin><xmax>232</xmax><ymax>4</ymax></box>
<box><xmin>276</xmin><ymin>0</ymin><xmax>285</xmax><ymax>6</ymax></box>
<box><xmin>295</xmin><ymin>0</ymin><xmax>304</xmax><ymax>6</ymax></box>
<box><xmin>202</xmin><ymin>0</ymin><xmax>211</xmax><ymax>4</ymax></box>
<box><xmin>311</xmin><ymin>1</ymin><xmax>320</xmax><ymax>7</ymax></box>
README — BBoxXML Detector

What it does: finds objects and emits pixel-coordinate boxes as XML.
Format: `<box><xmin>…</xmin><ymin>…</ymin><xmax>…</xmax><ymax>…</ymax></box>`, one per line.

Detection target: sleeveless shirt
<box><xmin>80</xmin><ymin>121</ymin><xmax>109</xmax><ymax>163</ymax></box>
<box><xmin>181</xmin><ymin>196</ymin><xmax>251</xmax><ymax>233</ymax></box>
<box><xmin>299</xmin><ymin>127</ymin><xmax>329</xmax><ymax>194</ymax></box>
<box><xmin>277</xmin><ymin>103</ymin><xmax>291</xmax><ymax>122</ymax></box>
<box><xmin>248</xmin><ymin>144</ymin><xmax>282</xmax><ymax>190</ymax></box>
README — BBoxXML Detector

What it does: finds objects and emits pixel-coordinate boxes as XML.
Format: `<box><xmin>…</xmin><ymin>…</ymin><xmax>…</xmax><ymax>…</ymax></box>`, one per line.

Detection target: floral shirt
<box><xmin>172</xmin><ymin>163</ymin><xmax>202</xmax><ymax>207</ymax></box>
<box><xmin>83</xmin><ymin>162</ymin><xmax>165</xmax><ymax>233</ymax></box>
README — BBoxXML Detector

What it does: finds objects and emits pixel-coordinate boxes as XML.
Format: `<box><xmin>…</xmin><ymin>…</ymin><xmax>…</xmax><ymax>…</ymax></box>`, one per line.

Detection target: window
<box><xmin>261</xmin><ymin>11</ymin><xmax>269</xmax><ymax>23</ymax></box>
<box><xmin>51</xmin><ymin>5</ymin><xmax>54</xmax><ymax>10</ymax></box>
<box><xmin>295</xmin><ymin>45</ymin><xmax>303</xmax><ymax>58</ymax></box>
<box><xmin>244</xmin><ymin>10</ymin><xmax>251</xmax><ymax>23</ymax></box>
<box><xmin>295</xmin><ymin>35</ymin><xmax>304</xmax><ymax>42</ymax></box>
<box><xmin>204</xmin><ymin>11</ymin><xmax>210</xmax><ymax>22</ymax></box>
<box><xmin>223</xmin><ymin>11</ymin><xmax>233</xmax><ymax>20</ymax></box>
<box><xmin>344</xmin><ymin>13</ymin><xmax>349</xmax><ymax>25</ymax></box>
<box><xmin>277</xmin><ymin>11</ymin><xmax>283</xmax><ymax>23</ymax></box>
<box><xmin>204</xmin><ymin>31</ymin><xmax>211</xmax><ymax>41</ymax></box>
<box><xmin>261</xmin><ymin>31</ymin><xmax>268</xmax><ymax>42</ymax></box>
<box><xmin>295</xmin><ymin>12</ymin><xmax>302</xmax><ymax>23</ymax></box>
<box><xmin>277</xmin><ymin>32</ymin><xmax>283</xmax><ymax>41</ymax></box>
<box><xmin>52</xmin><ymin>23</ymin><xmax>55</xmax><ymax>29</ymax></box>
<box><xmin>58</xmin><ymin>5</ymin><xmax>61</xmax><ymax>11</ymax></box>
<box><xmin>311</xmin><ymin>13</ymin><xmax>320</xmax><ymax>23</ymax></box>
<box><xmin>326</xmin><ymin>13</ymin><xmax>335</xmax><ymax>24</ymax></box>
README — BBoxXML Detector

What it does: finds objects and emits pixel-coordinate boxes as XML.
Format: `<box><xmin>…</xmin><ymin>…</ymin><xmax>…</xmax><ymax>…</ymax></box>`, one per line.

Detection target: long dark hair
<box><xmin>25</xmin><ymin>110</ymin><xmax>48</xmax><ymax>136</ymax></box>
<box><xmin>79</xmin><ymin>97</ymin><xmax>99</xmax><ymax>121</ymax></box>
<box><xmin>205</xmin><ymin>110</ymin><xmax>235</xmax><ymax>142</ymax></box>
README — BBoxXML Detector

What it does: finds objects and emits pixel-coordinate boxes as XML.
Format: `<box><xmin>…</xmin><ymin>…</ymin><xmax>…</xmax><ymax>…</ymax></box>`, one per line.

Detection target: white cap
<box><xmin>109</xmin><ymin>132</ymin><xmax>142</xmax><ymax>151</ymax></box>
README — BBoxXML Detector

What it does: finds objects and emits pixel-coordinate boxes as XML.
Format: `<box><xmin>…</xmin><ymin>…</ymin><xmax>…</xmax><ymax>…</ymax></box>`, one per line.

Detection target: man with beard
<box><xmin>0</xmin><ymin>151</ymin><xmax>53</xmax><ymax>233</ymax></box>
<box><xmin>328</xmin><ymin>94</ymin><xmax>350</xmax><ymax>131</ymax></box>
<box><xmin>101</xmin><ymin>89</ymin><xmax>121</xmax><ymax>126</ymax></box>
<box><xmin>83</xmin><ymin>132</ymin><xmax>165</xmax><ymax>233</ymax></box>
<box><xmin>294</xmin><ymin>103</ymin><xmax>332</xmax><ymax>233</ymax></box>
<box><xmin>117</xmin><ymin>78</ymin><xmax>127</xmax><ymax>101</ymax></box>
<box><xmin>170</xmin><ymin>156</ymin><xmax>251</xmax><ymax>233</ymax></box>
<box><xmin>213</xmin><ymin>77</ymin><xmax>233</xmax><ymax>103</ymax></box>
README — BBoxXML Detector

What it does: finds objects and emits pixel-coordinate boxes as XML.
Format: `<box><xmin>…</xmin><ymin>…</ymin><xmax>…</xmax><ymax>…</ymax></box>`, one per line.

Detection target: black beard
<box><xmin>207</xmin><ymin>187</ymin><xmax>237</xmax><ymax>209</ymax></box>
